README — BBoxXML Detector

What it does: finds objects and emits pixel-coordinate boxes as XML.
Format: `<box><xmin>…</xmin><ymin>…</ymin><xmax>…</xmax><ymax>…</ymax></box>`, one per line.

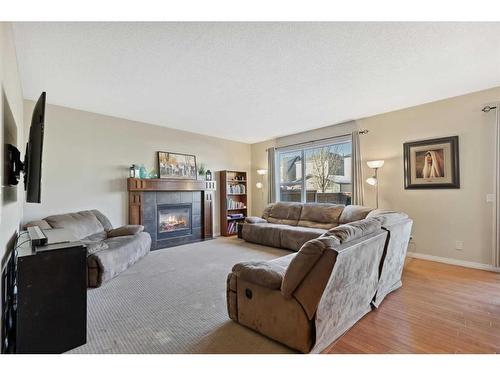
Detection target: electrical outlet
<box><xmin>455</xmin><ymin>241</ymin><xmax>464</xmax><ymax>251</ymax></box>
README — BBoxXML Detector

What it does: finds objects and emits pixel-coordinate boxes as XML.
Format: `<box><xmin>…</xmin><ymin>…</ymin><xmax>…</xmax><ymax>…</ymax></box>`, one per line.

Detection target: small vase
<box><xmin>139</xmin><ymin>165</ymin><xmax>148</xmax><ymax>179</ymax></box>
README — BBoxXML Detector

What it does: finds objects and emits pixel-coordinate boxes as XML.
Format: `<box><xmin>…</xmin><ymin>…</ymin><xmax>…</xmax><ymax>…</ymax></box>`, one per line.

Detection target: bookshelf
<box><xmin>220</xmin><ymin>170</ymin><xmax>247</xmax><ymax>236</ymax></box>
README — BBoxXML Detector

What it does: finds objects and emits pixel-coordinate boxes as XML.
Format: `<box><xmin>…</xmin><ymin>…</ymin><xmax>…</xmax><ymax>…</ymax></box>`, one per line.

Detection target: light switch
<box><xmin>486</xmin><ymin>194</ymin><xmax>496</xmax><ymax>203</ymax></box>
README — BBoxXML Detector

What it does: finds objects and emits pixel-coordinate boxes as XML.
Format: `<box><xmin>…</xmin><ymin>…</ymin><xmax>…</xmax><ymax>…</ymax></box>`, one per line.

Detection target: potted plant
<box><xmin>197</xmin><ymin>163</ymin><xmax>207</xmax><ymax>180</ymax></box>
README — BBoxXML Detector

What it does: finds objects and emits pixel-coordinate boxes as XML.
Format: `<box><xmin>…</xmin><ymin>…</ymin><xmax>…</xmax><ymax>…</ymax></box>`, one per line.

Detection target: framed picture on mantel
<box><xmin>403</xmin><ymin>136</ymin><xmax>460</xmax><ymax>189</ymax></box>
<box><xmin>158</xmin><ymin>151</ymin><xmax>197</xmax><ymax>180</ymax></box>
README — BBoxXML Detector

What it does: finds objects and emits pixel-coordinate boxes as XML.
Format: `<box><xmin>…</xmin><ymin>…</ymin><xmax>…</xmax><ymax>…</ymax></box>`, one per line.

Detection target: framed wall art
<box><xmin>403</xmin><ymin>136</ymin><xmax>460</xmax><ymax>189</ymax></box>
<box><xmin>158</xmin><ymin>151</ymin><xmax>197</xmax><ymax>180</ymax></box>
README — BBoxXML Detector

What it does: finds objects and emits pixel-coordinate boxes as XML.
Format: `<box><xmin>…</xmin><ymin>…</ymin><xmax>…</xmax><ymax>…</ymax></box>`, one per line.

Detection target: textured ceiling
<box><xmin>13</xmin><ymin>22</ymin><xmax>500</xmax><ymax>143</ymax></box>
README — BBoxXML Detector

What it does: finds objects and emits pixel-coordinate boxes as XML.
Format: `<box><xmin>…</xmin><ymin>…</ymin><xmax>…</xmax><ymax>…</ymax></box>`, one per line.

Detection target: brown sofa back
<box><xmin>297</xmin><ymin>203</ymin><xmax>344</xmax><ymax>229</ymax></box>
<box><xmin>262</xmin><ymin>202</ymin><xmax>373</xmax><ymax>229</ymax></box>
<box><xmin>266</xmin><ymin>202</ymin><xmax>303</xmax><ymax>226</ymax></box>
<box><xmin>281</xmin><ymin>218</ymin><xmax>382</xmax><ymax>311</ymax></box>
<box><xmin>44</xmin><ymin>211</ymin><xmax>104</xmax><ymax>239</ymax></box>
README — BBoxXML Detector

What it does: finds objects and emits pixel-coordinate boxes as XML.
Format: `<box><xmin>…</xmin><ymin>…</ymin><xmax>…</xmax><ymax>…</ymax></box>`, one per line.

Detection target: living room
<box><xmin>1</xmin><ymin>1</ymin><xmax>500</xmax><ymax>372</ymax></box>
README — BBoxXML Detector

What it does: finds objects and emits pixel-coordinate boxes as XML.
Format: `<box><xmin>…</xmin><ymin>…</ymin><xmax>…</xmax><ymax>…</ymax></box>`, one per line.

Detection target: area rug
<box><xmin>69</xmin><ymin>237</ymin><xmax>295</xmax><ymax>354</ymax></box>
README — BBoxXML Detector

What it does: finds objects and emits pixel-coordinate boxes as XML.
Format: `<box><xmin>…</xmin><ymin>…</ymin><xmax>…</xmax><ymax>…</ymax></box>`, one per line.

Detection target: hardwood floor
<box><xmin>325</xmin><ymin>258</ymin><xmax>500</xmax><ymax>353</ymax></box>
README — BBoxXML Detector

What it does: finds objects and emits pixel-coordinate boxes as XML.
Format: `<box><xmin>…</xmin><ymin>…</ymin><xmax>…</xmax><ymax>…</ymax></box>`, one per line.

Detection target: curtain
<box><xmin>267</xmin><ymin>147</ymin><xmax>276</xmax><ymax>203</ymax></box>
<box><xmin>351</xmin><ymin>131</ymin><xmax>364</xmax><ymax>206</ymax></box>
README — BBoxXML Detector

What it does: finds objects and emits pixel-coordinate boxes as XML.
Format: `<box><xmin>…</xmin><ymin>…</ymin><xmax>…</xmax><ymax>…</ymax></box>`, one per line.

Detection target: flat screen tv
<box><xmin>5</xmin><ymin>92</ymin><xmax>46</xmax><ymax>203</ymax></box>
<box><xmin>25</xmin><ymin>92</ymin><xmax>46</xmax><ymax>203</ymax></box>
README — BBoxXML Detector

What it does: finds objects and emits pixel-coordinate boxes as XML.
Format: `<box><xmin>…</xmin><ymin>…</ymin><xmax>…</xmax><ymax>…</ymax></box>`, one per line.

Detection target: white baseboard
<box><xmin>406</xmin><ymin>252</ymin><xmax>500</xmax><ymax>273</ymax></box>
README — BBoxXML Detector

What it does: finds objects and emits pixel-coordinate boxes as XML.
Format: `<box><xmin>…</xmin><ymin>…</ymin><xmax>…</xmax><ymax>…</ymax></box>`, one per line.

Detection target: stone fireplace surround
<box><xmin>144</xmin><ymin>192</ymin><xmax>202</xmax><ymax>249</ymax></box>
<box><xmin>127</xmin><ymin>178</ymin><xmax>214</xmax><ymax>250</ymax></box>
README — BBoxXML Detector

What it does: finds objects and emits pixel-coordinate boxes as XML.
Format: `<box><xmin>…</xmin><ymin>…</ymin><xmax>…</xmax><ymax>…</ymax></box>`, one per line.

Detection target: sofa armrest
<box><xmin>245</xmin><ymin>216</ymin><xmax>267</xmax><ymax>224</ymax></box>
<box><xmin>232</xmin><ymin>254</ymin><xmax>294</xmax><ymax>290</ymax></box>
<box><xmin>107</xmin><ymin>225</ymin><xmax>144</xmax><ymax>238</ymax></box>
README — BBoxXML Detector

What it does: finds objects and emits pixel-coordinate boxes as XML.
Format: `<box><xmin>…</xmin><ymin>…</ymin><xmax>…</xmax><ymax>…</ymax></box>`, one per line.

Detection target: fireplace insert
<box><xmin>157</xmin><ymin>203</ymin><xmax>193</xmax><ymax>239</ymax></box>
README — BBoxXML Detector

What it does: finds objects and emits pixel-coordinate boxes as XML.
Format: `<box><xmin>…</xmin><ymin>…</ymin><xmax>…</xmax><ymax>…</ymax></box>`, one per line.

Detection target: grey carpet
<box><xmin>69</xmin><ymin>237</ymin><xmax>295</xmax><ymax>354</ymax></box>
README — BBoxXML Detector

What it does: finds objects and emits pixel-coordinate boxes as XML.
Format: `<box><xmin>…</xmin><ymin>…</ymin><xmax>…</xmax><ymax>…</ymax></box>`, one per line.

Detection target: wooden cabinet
<box><xmin>1</xmin><ymin>233</ymin><xmax>87</xmax><ymax>353</ymax></box>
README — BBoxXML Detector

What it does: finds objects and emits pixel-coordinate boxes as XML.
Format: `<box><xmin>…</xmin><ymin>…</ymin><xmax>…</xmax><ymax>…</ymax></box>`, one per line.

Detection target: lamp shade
<box><xmin>256</xmin><ymin>169</ymin><xmax>267</xmax><ymax>175</ymax></box>
<box><xmin>367</xmin><ymin>160</ymin><xmax>385</xmax><ymax>169</ymax></box>
<box><xmin>366</xmin><ymin>177</ymin><xmax>378</xmax><ymax>186</ymax></box>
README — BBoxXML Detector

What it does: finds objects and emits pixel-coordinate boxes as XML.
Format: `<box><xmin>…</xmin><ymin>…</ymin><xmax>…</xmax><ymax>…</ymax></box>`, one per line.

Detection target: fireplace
<box><xmin>128</xmin><ymin>178</ymin><xmax>215</xmax><ymax>250</ymax></box>
<box><xmin>157</xmin><ymin>203</ymin><xmax>192</xmax><ymax>240</ymax></box>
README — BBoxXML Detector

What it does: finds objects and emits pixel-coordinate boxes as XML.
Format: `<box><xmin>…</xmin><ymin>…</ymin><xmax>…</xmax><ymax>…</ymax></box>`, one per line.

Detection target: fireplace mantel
<box><xmin>127</xmin><ymin>178</ymin><xmax>209</xmax><ymax>192</ymax></box>
<box><xmin>127</xmin><ymin>178</ymin><xmax>215</xmax><ymax>248</ymax></box>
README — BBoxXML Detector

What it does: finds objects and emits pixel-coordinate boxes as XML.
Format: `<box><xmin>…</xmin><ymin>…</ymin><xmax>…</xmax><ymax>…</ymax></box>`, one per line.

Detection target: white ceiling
<box><xmin>13</xmin><ymin>22</ymin><xmax>500</xmax><ymax>143</ymax></box>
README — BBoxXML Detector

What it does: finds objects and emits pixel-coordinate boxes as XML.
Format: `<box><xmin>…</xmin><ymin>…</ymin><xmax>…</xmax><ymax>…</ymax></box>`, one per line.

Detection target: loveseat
<box><xmin>26</xmin><ymin>210</ymin><xmax>151</xmax><ymax>288</ymax></box>
<box><xmin>227</xmin><ymin>202</ymin><xmax>412</xmax><ymax>353</ymax></box>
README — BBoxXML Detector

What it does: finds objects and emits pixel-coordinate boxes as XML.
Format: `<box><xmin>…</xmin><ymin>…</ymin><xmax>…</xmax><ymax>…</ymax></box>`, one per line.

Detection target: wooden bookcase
<box><xmin>220</xmin><ymin>170</ymin><xmax>247</xmax><ymax>236</ymax></box>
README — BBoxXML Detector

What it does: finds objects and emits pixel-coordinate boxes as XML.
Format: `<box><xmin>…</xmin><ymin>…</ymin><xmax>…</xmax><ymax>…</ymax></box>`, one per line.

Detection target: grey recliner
<box><xmin>228</xmin><ymin>202</ymin><xmax>412</xmax><ymax>353</ymax></box>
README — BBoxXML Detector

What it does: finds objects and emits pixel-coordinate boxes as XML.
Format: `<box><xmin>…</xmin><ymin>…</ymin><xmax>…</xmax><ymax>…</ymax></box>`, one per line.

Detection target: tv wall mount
<box><xmin>6</xmin><ymin>143</ymin><xmax>27</xmax><ymax>186</ymax></box>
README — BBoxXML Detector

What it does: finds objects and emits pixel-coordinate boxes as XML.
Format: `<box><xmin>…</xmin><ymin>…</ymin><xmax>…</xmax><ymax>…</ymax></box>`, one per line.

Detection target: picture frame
<box><xmin>403</xmin><ymin>136</ymin><xmax>460</xmax><ymax>189</ymax></box>
<box><xmin>157</xmin><ymin>151</ymin><xmax>197</xmax><ymax>180</ymax></box>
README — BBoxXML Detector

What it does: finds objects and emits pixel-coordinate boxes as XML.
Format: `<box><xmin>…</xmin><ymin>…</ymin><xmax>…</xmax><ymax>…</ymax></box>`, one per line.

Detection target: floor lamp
<box><xmin>256</xmin><ymin>169</ymin><xmax>267</xmax><ymax>204</ymax></box>
<box><xmin>366</xmin><ymin>160</ymin><xmax>384</xmax><ymax>208</ymax></box>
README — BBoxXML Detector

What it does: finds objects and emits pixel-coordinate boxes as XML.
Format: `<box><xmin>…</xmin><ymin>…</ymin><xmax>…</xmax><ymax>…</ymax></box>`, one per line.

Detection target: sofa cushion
<box><xmin>88</xmin><ymin>232</ymin><xmax>151</xmax><ymax>286</ymax></box>
<box><xmin>81</xmin><ymin>231</ymin><xmax>109</xmax><ymax>255</ymax></box>
<box><xmin>245</xmin><ymin>216</ymin><xmax>267</xmax><ymax>224</ymax></box>
<box><xmin>91</xmin><ymin>209</ymin><xmax>114</xmax><ymax>231</ymax></box>
<box><xmin>242</xmin><ymin>222</ymin><xmax>283</xmax><ymax>248</ymax></box>
<box><xmin>232</xmin><ymin>253</ymin><xmax>295</xmax><ymax>290</ymax></box>
<box><xmin>261</xmin><ymin>204</ymin><xmax>273</xmax><ymax>220</ymax></box>
<box><xmin>267</xmin><ymin>202</ymin><xmax>303</xmax><ymax>226</ymax></box>
<box><xmin>44</xmin><ymin>210</ymin><xmax>105</xmax><ymax>240</ymax></box>
<box><xmin>366</xmin><ymin>209</ymin><xmax>409</xmax><ymax>227</ymax></box>
<box><xmin>297</xmin><ymin>203</ymin><xmax>344</xmax><ymax>229</ymax></box>
<box><xmin>338</xmin><ymin>205</ymin><xmax>373</xmax><ymax>224</ymax></box>
<box><xmin>279</xmin><ymin>225</ymin><xmax>328</xmax><ymax>251</ymax></box>
<box><xmin>24</xmin><ymin>219</ymin><xmax>52</xmax><ymax>230</ymax></box>
<box><xmin>83</xmin><ymin>231</ymin><xmax>107</xmax><ymax>242</ymax></box>
<box><xmin>324</xmin><ymin>218</ymin><xmax>381</xmax><ymax>243</ymax></box>
<box><xmin>107</xmin><ymin>225</ymin><xmax>144</xmax><ymax>238</ymax></box>
<box><xmin>82</xmin><ymin>239</ymin><xmax>109</xmax><ymax>255</ymax></box>
<box><xmin>282</xmin><ymin>239</ymin><xmax>326</xmax><ymax>298</ymax></box>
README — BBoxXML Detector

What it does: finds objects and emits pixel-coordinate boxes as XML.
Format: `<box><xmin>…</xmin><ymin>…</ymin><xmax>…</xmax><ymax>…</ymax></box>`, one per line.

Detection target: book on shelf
<box><xmin>227</xmin><ymin>213</ymin><xmax>245</xmax><ymax>219</ymax></box>
<box><xmin>227</xmin><ymin>183</ymin><xmax>246</xmax><ymax>194</ymax></box>
<box><xmin>226</xmin><ymin>198</ymin><xmax>246</xmax><ymax>209</ymax></box>
<box><xmin>227</xmin><ymin>221</ymin><xmax>238</xmax><ymax>234</ymax></box>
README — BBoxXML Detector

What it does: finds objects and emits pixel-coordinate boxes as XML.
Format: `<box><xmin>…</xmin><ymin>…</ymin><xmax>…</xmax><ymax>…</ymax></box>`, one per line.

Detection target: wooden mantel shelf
<box><xmin>127</xmin><ymin>178</ymin><xmax>206</xmax><ymax>192</ymax></box>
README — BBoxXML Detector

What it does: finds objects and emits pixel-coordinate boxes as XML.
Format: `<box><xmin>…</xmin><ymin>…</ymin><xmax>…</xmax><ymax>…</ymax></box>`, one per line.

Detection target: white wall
<box><xmin>251</xmin><ymin>87</ymin><xmax>500</xmax><ymax>266</ymax></box>
<box><xmin>23</xmin><ymin>102</ymin><xmax>251</xmax><ymax>235</ymax></box>
<box><xmin>1</xmin><ymin>22</ymin><xmax>24</xmax><ymax>264</ymax></box>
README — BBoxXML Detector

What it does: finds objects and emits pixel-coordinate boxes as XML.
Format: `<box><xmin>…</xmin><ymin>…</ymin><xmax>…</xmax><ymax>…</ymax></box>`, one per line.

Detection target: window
<box><xmin>276</xmin><ymin>137</ymin><xmax>352</xmax><ymax>205</ymax></box>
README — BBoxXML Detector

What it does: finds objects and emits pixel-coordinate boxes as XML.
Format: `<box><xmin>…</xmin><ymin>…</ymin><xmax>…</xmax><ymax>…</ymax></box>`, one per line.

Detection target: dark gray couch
<box><xmin>26</xmin><ymin>210</ymin><xmax>151</xmax><ymax>288</ymax></box>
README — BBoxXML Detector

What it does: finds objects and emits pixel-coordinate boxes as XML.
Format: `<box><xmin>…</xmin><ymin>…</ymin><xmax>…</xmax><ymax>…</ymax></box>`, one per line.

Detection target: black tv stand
<box><xmin>1</xmin><ymin>231</ymin><xmax>87</xmax><ymax>353</ymax></box>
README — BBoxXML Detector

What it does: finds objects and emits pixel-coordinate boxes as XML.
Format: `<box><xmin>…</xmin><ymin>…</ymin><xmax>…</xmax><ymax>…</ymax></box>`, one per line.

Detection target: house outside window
<box><xmin>276</xmin><ymin>136</ymin><xmax>352</xmax><ymax>205</ymax></box>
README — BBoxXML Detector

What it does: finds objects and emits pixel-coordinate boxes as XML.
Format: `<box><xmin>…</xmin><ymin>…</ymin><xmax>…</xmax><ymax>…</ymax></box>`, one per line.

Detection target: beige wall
<box><xmin>23</xmin><ymin>102</ymin><xmax>251</xmax><ymax>235</ymax></box>
<box><xmin>1</xmin><ymin>22</ymin><xmax>24</xmax><ymax>264</ymax></box>
<box><xmin>251</xmin><ymin>87</ymin><xmax>500</xmax><ymax>266</ymax></box>
<box><xmin>250</xmin><ymin>139</ymin><xmax>275</xmax><ymax>217</ymax></box>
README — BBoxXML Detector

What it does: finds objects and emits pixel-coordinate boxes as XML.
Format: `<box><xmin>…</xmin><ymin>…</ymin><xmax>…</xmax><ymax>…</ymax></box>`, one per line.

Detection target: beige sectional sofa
<box><xmin>227</xmin><ymin>202</ymin><xmax>412</xmax><ymax>353</ymax></box>
<box><xmin>27</xmin><ymin>210</ymin><xmax>151</xmax><ymax>288</ymax></box>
